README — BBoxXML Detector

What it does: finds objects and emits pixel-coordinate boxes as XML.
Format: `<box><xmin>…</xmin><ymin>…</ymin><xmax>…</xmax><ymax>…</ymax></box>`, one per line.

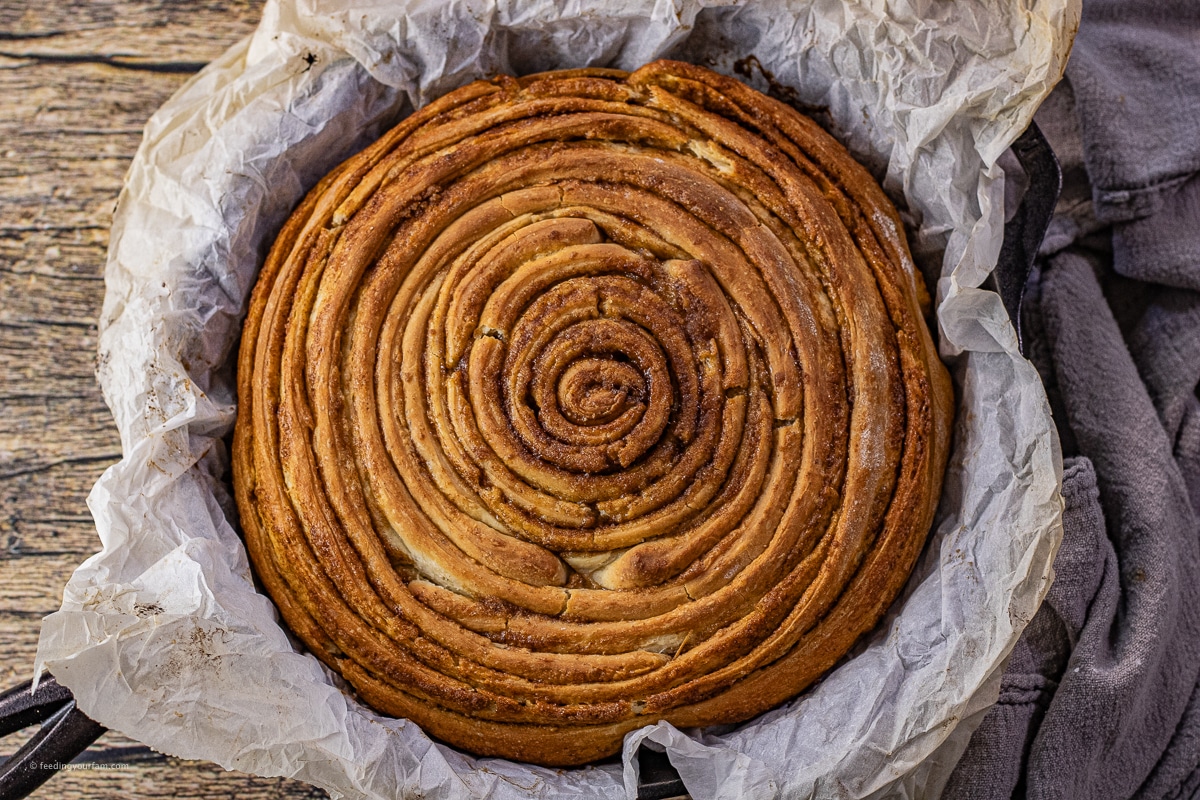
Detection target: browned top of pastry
<box><xmin>232</xmin><ymin>60</ymin><xmax>953</xmax><ymax>767</ymax></box>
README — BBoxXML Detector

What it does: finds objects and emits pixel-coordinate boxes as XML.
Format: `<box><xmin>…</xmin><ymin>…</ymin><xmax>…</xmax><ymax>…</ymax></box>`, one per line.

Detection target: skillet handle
<box><xmin>0</xmin><ymin>676</ymin><xmax>106</xmax><ymax>800</ymax></box>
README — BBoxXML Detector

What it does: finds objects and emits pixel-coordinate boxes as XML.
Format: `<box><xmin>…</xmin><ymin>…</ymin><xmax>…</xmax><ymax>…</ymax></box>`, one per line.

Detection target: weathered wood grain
<box><xmin>2</xmin><ymin>460</ymin><xmax>106</xmax><ymax>557</ymax></box>
<box><xmin>0</xmin><ymin>611</ymin><xmax>45</xmax><ymax>686</ymax></box>
<box><xmin>0</xmin><ymin>0</ymin><xmax>262</xmax><ymax>64</ymax></box>
<box><xmin>0</xmin><ymin>1</ymin><xmax>338</xmax><ymax>797</ymax></box>
<box><xmin>23</xmin><ymin>757</ymin><xmax>330</xmax><ymax>800</ymax></box>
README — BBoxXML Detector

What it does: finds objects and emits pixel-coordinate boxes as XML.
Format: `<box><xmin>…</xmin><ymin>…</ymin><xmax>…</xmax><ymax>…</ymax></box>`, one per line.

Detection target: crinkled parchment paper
<box><xmin>35</xmin><ymin>1</ymin><xmax>1078</xmax><ymax>797</ymax></box>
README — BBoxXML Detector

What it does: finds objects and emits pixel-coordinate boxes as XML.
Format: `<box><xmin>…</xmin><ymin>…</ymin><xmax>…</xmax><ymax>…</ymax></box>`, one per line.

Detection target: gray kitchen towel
<box><xmin>1028</xmin><ymin>249</ymin><xmax>1200</xmax><ymax>800</ymax></box>
<box><xmin>1062</xmin><ymin>0</ymin><xmax>1200</xmax><ymax>224</ymax></box>
<box><xmin>942</xmin><ymin>1</ymin><xmax>1200</xmax><ymax>797</ymax></box>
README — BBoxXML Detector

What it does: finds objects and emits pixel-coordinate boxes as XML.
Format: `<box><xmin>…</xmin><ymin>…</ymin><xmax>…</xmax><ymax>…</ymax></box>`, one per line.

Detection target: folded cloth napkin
<box><xmin>943</xmin><ymin>1</ymin><xmax>1200</xmax><ymax>798</ymax></box>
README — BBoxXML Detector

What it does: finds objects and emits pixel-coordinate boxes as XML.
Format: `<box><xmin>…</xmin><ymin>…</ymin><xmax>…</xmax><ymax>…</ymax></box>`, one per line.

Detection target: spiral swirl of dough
<box><xmin>233</xmin><ymin>60</ymin><xmax>953</xmax><ymax>766</ymax></box>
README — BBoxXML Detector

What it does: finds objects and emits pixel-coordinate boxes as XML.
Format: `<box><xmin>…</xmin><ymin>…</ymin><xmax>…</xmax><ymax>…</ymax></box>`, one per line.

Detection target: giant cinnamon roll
<box><xmin>232</xmin><ymin>60</ymin><xmax>953</xmax><ymax>766</ymax></box>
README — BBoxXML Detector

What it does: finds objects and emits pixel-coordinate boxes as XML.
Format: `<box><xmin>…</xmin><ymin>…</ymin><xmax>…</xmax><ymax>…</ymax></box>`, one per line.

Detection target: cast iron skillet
<box><xmin>0</xmin><ymin>122</ymin><xmax>1060</xmax><ymax>800</ymax></box>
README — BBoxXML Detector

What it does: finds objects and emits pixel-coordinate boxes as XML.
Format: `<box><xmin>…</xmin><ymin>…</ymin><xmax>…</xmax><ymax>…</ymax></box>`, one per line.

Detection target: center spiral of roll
<box><xmin>554</xmin><ymin>357</ymin><xmax>643</xmax><ymax>427</ymax></box>
<box><xmin>233</xmin><ymin>60</ymin><xmax>953</xmax><ymax>767</ymax></box>
<box><xmin>474</xmin><ymin>259</ymin><xmax>683</xmax><ymax>481</ymax></box>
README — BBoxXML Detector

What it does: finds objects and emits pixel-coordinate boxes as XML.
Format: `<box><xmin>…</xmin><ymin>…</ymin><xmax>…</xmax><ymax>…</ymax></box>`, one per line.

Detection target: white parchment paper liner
<box><xmin>36</xmin><ymin>1</ymin><xmax>1078</xmax><ymax>797</ymax></box>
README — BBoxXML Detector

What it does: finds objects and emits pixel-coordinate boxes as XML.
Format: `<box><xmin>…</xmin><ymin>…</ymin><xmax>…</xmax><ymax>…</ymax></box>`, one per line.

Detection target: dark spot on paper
<box><xmin>134</xmin><ymin>602</ymin><xmax>164</xmax><ymax>618</ymax></box>
<box><xmin>160</xmin><ymin>625</ymin><xmax>231</xmax><ymax>682</ymax></box>
<box><xmin>733</xmin><ymin>55</ymin><xmax>829</xmax><ymax>118</ymax></box>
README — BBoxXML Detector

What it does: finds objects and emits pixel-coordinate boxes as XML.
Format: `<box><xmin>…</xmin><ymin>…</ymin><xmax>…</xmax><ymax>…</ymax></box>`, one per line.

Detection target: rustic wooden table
<box><xmin>0</xmin><ymin>1</ymin><xmax>326</xmax><ymax>796</ymax></box>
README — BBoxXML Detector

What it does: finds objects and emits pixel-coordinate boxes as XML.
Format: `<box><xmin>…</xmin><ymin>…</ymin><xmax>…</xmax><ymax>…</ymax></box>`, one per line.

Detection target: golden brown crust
<box><xmin>232</xmin><ymin>59</ymin><xmax>953</xmax><ymax>767</ymax></box>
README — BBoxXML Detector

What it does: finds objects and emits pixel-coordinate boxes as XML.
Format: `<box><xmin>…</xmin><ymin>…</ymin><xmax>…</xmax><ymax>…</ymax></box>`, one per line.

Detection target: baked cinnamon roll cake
<box><xmin>232</xmin><ymin>60</ymin><xmax>953</xmax><ymax>767</ymax></box>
